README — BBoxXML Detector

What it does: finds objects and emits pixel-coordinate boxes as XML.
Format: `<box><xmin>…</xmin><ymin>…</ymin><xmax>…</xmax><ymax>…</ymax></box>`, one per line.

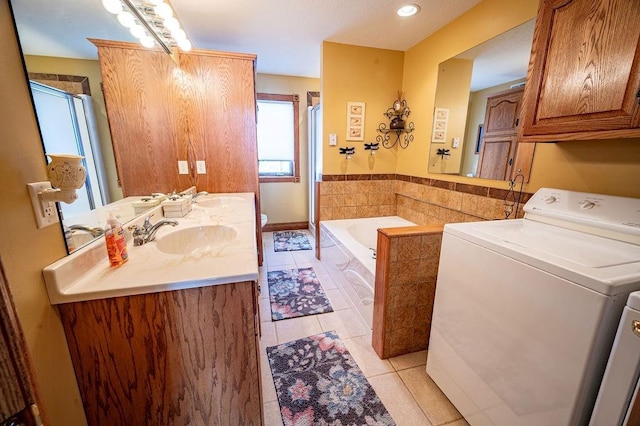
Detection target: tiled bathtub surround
<box><xmin>373</xmin><ymin>226</ymin><xmax>443</xmax><ymax>358</ymax></box>
<box><xmin>318</xmin><ymin>174</ymin><xmax>532</xmax><ymax>225</ymax></box>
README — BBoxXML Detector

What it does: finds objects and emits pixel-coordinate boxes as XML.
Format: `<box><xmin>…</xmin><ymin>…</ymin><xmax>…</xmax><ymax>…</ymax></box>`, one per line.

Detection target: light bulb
<box><xmin>140</xmin><ymin>36</ymin><xmax>155</xmax><ymax>48</ymax></box>
<box><xmin>171</xmin><ymin>28</ymin><xmax>186</xmax><ymax>42</ymax></box>
<box><xmin>178</xmin><ymin>39</ymin><xmax>192</xmax><ymax>52</ymax></box>
<box><xmin>116</xmin><ymin>11</ymin><xmax>135</xmax><ymax>28</ymax></box>
<box><xmin>164</xmin><ymin>16</ymin><xmax>179</xmax><ymax>31</ymax></box>
<box><xmin>130</xmin><ymin>24</ymin><xmax>146</xmax><ymax>39</ymax></box>
<box><xmin>154</xmin><ymin>3</ymin><xmax>173</xmax><ymax>19</ymax></box>
<box><xmin>397</xmin><ymin>4</ymin><xmax>420</xmax><ymax>17</ymax></box>
<box><xmin>102</xmin><ymin>0</ymin><xmax>122</xmax><ymax>14</ymax></box>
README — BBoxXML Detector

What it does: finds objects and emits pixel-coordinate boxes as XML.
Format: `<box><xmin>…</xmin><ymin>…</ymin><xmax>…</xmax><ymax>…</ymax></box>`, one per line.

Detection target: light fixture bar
<box><xmin>121</xmin><ymin>0</ymin><xmax>172</xmax><ymax>54</ymax></box>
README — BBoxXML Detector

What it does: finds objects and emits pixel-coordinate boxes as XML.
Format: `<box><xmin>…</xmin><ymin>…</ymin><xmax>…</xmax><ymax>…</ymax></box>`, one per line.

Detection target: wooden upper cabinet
<box><xmin>483</xmin><ymin>88</ymin><xmax>524</xmax><ymax>137</ymax></box>
<box><xmin>92</xmin><ymin>40</ymin><xmax>191</xmax><ymax>196</ymax></box>
<box><xmin>179</xmin><ymin>52</ymin><xmax>259</xmax><ymax>194</ymax></box>
<box><xmin>519</xmin><ymin>0</ymin><xmax>640</xmax><ymax>142</ymax></box>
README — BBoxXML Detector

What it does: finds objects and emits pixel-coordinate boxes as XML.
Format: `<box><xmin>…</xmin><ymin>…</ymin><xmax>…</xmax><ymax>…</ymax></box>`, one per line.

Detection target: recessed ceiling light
<box><xmin>397</xmin><ymin>4</ymin><xmax>420</xmax><ymax>17</ymax></box>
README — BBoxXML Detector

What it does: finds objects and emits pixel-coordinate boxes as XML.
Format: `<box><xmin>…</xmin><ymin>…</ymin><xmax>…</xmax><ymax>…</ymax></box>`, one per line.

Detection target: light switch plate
<box><xmin>27</xmin><ymin>182</ymin><xmax>59</xmax><ymax>228</ymax></box>
<box><xmin>196</xmin><ymin>160</ymin><xmax>206</xmax><ymax>174</ymax></box>
<box><xmin>178</xmin><ymin>161</ymin><xmax>189</xmax><ymax>174</ymax></box>
<box><xmin>452</xmin><ymin>137</ymin><xmax>460</xmax><ymax>148</ymax></box>
<box><xmin>329</xmin><ymin>134</ymin><xmax>337</xmax><ymax>146</ymax></box>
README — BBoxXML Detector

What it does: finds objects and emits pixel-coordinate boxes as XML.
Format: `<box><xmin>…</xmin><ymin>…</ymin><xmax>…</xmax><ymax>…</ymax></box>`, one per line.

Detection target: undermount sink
<box><xmin>195</xmin><ymin>196</ymin><xmax>246</xmax><ymax>209</ymax></box>
<box><xmin>155</xmin><ymin>225</ymin><xmax>237</xmax><ymax>255</ymax></box>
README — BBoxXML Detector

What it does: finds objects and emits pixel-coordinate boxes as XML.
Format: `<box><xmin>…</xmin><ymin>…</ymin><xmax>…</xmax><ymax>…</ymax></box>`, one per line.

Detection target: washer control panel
<box><xmin>524</xmin><ymin>188</ymin><xmax>640</xmax><ymax>241</ymax></box>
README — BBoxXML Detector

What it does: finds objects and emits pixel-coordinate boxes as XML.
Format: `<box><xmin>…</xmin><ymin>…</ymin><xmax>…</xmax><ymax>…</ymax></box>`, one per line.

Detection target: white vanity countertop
<box><xmin>43</xmin><ymin>192</ymin><xmax>258</xmax><ymax>304</ymax></box>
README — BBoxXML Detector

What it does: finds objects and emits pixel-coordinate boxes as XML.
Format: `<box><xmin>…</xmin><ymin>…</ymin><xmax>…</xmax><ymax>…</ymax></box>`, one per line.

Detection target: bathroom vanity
<box><xmin>43</xmin><ymin>193</ymin><xmax>263</xmax><ymax>425</ymax></box>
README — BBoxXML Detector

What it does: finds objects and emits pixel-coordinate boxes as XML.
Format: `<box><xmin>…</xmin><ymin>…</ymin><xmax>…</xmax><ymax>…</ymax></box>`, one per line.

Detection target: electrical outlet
<box><xmin>26</xmin><ymin>182</ymin><xmax>59</xmax><ymax>228</ymax></box>
<box><xmin>178</xmin><ymin>161</ymin><xmax>189</xmax><ymax>174</ymax></box>
<box><xmin>196</xmin><ymin>160</ymin><xmax>206</xmax><ymax>174</ymax></box>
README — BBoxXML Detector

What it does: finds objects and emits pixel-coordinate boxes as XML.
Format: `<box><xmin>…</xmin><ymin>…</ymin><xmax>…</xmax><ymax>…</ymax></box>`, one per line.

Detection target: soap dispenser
<box><xmin>105</xmin><ymin>212</ymin><xmax>128</xmax><ymax>267</ymax></box>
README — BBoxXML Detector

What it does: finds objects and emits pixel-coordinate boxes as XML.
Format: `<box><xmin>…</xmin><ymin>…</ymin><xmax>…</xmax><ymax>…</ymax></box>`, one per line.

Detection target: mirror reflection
<box><xmin>428</xmin><ymin>19</ymin><xmax>536</xmax><ymax>180</ymax></box>
<box><xmin>12</xmin><ymin>0</ymin><xmax>141</xmax><ymax>253</ymax></box>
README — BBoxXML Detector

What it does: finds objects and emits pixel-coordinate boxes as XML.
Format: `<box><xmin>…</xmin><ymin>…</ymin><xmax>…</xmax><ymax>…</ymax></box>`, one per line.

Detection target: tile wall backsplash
<box><xmin>319</xmin><ymin>174</ymin><xmax>531</xmax><ymax>225</ymax></box>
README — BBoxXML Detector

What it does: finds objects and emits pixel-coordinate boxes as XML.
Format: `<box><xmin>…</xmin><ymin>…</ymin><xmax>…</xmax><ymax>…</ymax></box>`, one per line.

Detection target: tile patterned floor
<box><xmin>259</xmin><ymin>230</ymin><xmax>469</xmax><ymax>426</ymax></box>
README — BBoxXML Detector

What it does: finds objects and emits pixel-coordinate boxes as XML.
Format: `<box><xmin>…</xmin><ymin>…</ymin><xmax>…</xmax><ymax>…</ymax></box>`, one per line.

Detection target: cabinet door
<box><xmin>96</xmin><ymin>42</ymin><xmax>191</xmax><ymax>196</ymax></box>
<box><xmin>520</xmin><ymin>0</ymin><xmax>640</xmax><ymax>141</ymax></box>
<box><xmin>484</xmin><ymin>88</ymin><xmax>523</xmax><ymax>137</ymax></box>
<box><xmin>476</xmin><ymin>135</ymin><xmax>517</xmax><ymax>180</ymax></box>
<box><xmin>180</xmin><ymin>53</ymin><xmax>259</xmax><ymax>194</ymax></box>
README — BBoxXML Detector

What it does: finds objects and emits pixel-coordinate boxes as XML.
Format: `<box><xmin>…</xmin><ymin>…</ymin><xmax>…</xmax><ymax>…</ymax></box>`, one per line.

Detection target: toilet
<box><xmin>260</xmin><ymin>213</ymin><xmax>268</xmax><ymax>228</ymax></box>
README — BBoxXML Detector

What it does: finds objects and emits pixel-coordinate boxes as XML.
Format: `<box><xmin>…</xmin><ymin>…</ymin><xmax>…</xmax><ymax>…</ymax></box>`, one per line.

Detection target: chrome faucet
<box><xmin>191</xmin><ymin>191</ymin><xmax>209</xmax><ymax>203</ymax></box>
<box><xmin>129</xmin><ymin>214</ymin><xmax>178</xmax><ymax>246</ymax></box>
<box><xmin>68</xmin><ymin>224</ymin><xmax>104</xmax><ymax>237</ymax></box>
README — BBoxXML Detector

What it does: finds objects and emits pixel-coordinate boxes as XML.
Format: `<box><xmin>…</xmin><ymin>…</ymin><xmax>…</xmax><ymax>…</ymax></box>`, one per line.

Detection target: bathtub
<box><xmin>320</xmin><ymin>216</ymin><xmax>416</xmax><ymax>328</ymax></box>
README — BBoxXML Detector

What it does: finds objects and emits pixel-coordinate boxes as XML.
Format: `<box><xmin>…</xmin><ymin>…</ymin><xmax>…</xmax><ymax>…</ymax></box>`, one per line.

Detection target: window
<box><xmin>257</xmin><ymin>93</ymin><xmax>299</xmax><ymax>183</ymax></box>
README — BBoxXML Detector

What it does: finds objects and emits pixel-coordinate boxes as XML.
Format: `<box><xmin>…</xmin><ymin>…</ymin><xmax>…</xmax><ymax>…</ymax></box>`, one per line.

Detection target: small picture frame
<box><xmin>431</xmin><ymin>107</ymin><xmax>449</xmax><ymax>143</ymax></box>
<box><xmin>347</xmin><ymin>101</ymin><xmax>365</xmax><ymax>141</ymax></box>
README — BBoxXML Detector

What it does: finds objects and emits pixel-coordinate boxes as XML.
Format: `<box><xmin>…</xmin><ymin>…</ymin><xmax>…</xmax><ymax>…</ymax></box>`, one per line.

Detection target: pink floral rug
<box><xmin>274</xmin><ymin>231</ymin><xmax>313</xmax><ymax>252</ymax></box>
<box><xmin>268</xmin><ymin>267</ymin><xmax>333</xmax><ymax>320</ymax></box>
<box><xmin>266</xmin><ymin>331</ymin><xmax>395</xmax><ymax>425</ymax></box>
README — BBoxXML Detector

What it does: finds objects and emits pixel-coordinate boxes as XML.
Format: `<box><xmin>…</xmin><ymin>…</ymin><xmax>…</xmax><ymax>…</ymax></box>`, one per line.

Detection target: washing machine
<box><xmin>590</xmin><ymin>290</ymin><xmax>640</xmax><ymax>425</ymax></box>
<box><xmin>426</xmin><ymin>188</ymin><xmax>640</xmax><ymax>426</ymax></box>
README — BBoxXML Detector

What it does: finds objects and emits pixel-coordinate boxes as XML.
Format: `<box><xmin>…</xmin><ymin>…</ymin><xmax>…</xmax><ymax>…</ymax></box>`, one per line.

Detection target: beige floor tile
<box><xmin>259</xmin><ymin>297</ymin><xmax>273</xmax><ymax>322</ymax></box>
<box><xmin>265</xmin><ymin>252</ymin><xmax>296</xmax><ymax>266</ymax></box>
<box><xmin>398</xmin><ymin>366</ymin><xmax>463</xmax><ymax>426</ymax></box>
<box><xmin>260</xmin><ymin>353</ymin><xmax>278</xmax><ymax>404</ymax></box>
<box><xmin>342</xmin><ymin>335</ymin><xmax>394</xmax><ymax>378</ymax></box>
<box><xmin>263</xmin><ymin>401</ymin><xmax>284</xmax><ymax>426</ymax></box>
<box><xmin>315</xmin><ymin>272</ymin><xmax>338</xmax><ymax>290</ymax></box>
<box><xmin>368</xmin><ymin>372</ymin><xmax>432</xmax><ymax>426</ymax></box>
<box><xmin>389</xmin><ymin>350</ymin><xmax>428</xmax><ymax>371</ymax></box>
<box><xmin>292</xmin><ymin>251</ymin><xmax>322</xmax><ymax>266</ymax></box>
<box><xmin>265</xmin><ymin>261</ymin><xmax>297</xmax><ymax>271</ymax></box>
<box><xmin>317</xmin><ymin>309</ymin><xmax>368</xmax><ymax>339</ymax></box>
<box><xmin>274</xmin><ymin>315</ymin><xmax>322</xmax><ymax>344</ymax></box>
<box><xmin>446</xmin><ymin>419</ymin><xmax>470</xmax><ymax>426</ymax></box>
<box><xmin>324</xmin><ymin>288</ymin><xmax>352</xmax><ymax>311</ymax></box>
<box><xmin>259</xmin><ymin>322</ymin><xmax>277</xmax><ymax>351</ymax></box>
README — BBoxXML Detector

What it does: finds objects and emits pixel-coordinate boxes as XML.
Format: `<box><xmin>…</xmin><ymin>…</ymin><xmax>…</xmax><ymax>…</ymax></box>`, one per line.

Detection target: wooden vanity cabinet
<box><xmin>477</xmin><ymin>87</ymin><xmax>534</xmax><ymax>181</ymax></box>
<box><xmin>58</xmin><ymin>281</ymin><xmax>263</xmax><ymax>426</ymax></box>
<box><xmin>519</xmin><ymin>0</ymin><xmax>640</xmax><ymax>142</ymax></box>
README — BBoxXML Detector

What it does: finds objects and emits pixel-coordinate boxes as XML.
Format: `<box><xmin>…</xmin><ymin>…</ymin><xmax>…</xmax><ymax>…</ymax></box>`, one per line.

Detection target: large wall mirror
<box><xmin>12</xmin><ymin>0</ymin><xmax>154</xmax><ymax>253</ymax></box>
<box><xmin>428</xmin><ymin>19</ymin><xmax>536</xmax><ymax>181</ymax></box>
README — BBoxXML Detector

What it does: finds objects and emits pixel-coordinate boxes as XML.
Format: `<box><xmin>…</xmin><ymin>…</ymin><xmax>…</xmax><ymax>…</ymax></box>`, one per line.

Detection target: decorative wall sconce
<box><xmin>377</xmin><ymin>93</ymin><xmax>415</xmax><ymax>149</ymax></box>
<box><xmin>364</xmin><ymin>142</ymin><xmax>380</xmax><ymax>155</ymax></box>
<box><xmin>102</xmin><ymin>0</ymin><xmax>192</xmax><ymax>54</ymax></box>
<box><xmin>339</xmin><ymin>147</ymin><xmax>356</xmax><ymax>159</ymax></box>
<box><xmin>436</xmin><ymin>148</ymin><xmax>451</xmax><ymax>159</ymax></box>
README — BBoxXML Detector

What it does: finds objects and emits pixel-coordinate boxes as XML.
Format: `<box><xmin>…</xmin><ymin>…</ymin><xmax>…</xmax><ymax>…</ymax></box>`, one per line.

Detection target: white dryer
<box><xmin>426</xmin><ymin>188</ymin><xmax>640</xmax><ymax>426</ymax></box>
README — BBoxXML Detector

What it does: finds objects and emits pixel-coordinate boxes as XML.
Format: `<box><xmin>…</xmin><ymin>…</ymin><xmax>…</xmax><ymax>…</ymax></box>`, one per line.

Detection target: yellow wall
<box><xmin>23</xmin><ymin>55</ymin><xmax>123</xmax><ymax>203</ymax></box>
<box><xmin>0</xmin><ymin>2</ymin><xmax>86</xmax><ymax>424</ymax></box>
<box><xmin>428</xmin><ymin>58</ymin><xmax>473</xmax><ymax>174</ymax></box>
<box><xmin>256</xmin><ymin>73</ymin><xmax>320</xmax><ymax>224</ymax></box>
<box><xmin>321</xmin><ymin>42</ymin><xmax>404</xmax><ymax>175</ymax></box>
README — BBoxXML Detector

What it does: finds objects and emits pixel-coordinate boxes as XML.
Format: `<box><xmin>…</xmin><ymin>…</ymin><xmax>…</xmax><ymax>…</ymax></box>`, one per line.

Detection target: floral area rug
<box><xmin>274</xmin><ymin>231</ymin><xmax>313</xmax><ymax>252</ymax></box>
<box><xmin>268</xmin><ymin>267</ymin><xmax>333</xmax><ymax>321</ymax></box>
<box><xmin>267</xmin><ymin>331</ymin><xmax>395</xmax><ymax>425</ymax></box>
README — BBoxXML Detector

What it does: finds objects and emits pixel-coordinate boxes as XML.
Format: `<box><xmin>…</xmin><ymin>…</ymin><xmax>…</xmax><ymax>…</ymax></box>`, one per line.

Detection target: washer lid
<box><xmin>628</xmin><ymin>291</ymin><xmax>640</xmax><ymax>310</ymax></box>
<box><xmin>445</xmin><ymin>219</ymin><xmax>640</xmax><ymax>296</ymax></box>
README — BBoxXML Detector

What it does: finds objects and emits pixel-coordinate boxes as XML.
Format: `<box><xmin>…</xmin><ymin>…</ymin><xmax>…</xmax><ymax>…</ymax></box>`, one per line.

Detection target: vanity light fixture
<box><xmin>339</xmin><ymin>147</ymin><xmax>356</xmax><ymax>159</ymax></box>
<box><xmin>364</xmin><ymin>142</ymin><xmax>380</xmax><ymax>155</ymax></box>
<box><xmin>102</xmin><ymin>0</ymin><xmax>192</xmax><ymax>54</ymax></box>
<box><xmin>397</xmin><ymin>4</ymin><xmax>421</xmax><ymax>17</ymax></box>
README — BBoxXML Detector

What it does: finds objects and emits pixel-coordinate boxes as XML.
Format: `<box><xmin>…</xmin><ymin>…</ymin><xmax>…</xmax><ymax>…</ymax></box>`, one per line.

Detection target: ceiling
<box><xmin>11</xmin><ymin>0</ymin><xmax>482</xmax><ymax>78</ymax></box>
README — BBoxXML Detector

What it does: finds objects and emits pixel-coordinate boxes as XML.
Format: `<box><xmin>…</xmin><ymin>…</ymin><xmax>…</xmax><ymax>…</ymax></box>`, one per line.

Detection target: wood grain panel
<box><xmin>92</xmin><ymin>40</ymin><xmax>192</xmax><ymax>196</ymax></box>
<box><xmin>519</xmin><ymin>0</ymin><xmax>640</xmax><ymax>139</ymax></box>
<box><xmin>372</xmin><ymin>232</ymin><xmax>391</xmax><ymax>358</ymax></box>
<box><xmin>484</xmin><ymin>88</ymin><xmax>524</xmax><ymax>136</ymax></box>
<box><xmin>0</xmin><ymin>259</ymin><xmax>44</xmax><ymax>425</ymax></box>
<box><xmin>59</xmin><ymin>282</ymin><xmax>262</xmax><ymax>426</ymax></box>
<box><xmin>477</xmin><ymin>136</ymin><xmax>514</xmax><ymax>180</ymax></box>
